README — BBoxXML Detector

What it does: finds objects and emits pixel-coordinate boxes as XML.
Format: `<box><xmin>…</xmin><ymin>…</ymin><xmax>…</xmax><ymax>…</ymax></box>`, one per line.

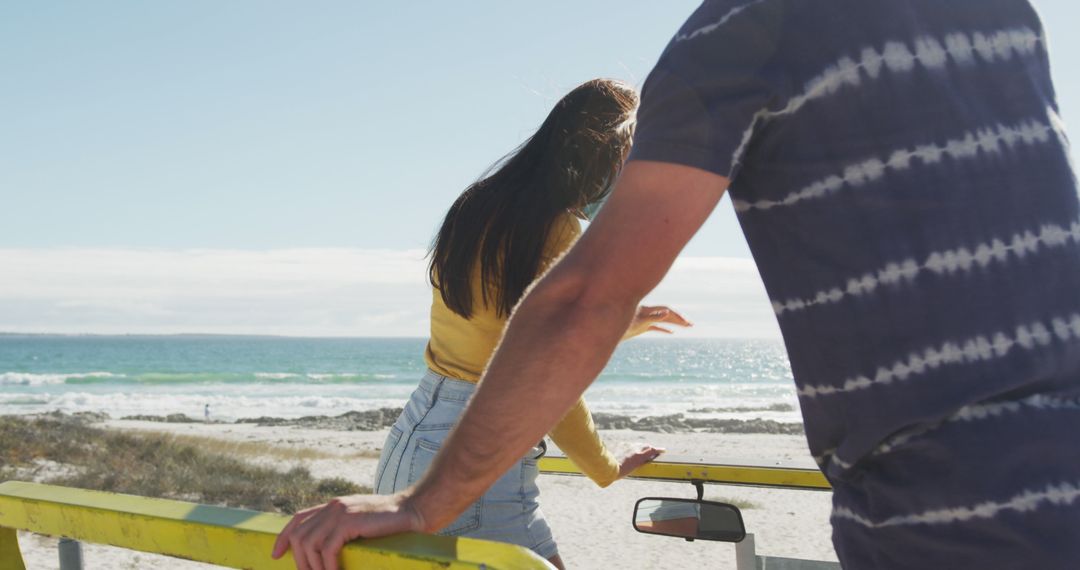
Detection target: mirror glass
<box><xmin>633</xmin><ymin>498</ymin><xmax>746</xmax><ymax>542</ymax></box>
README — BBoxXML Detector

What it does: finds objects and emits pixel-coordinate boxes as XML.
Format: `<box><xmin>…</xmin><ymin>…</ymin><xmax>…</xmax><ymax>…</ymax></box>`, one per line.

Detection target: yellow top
<box><xmin>425</xmin><ymin>212</ymin><xmax>620</xmax><ymax>487</ymax></box>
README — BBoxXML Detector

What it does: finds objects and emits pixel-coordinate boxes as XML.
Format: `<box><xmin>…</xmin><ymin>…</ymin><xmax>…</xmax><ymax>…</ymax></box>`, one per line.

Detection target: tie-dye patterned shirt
<box><xmin>629</xmin><ymin>0</ymin><xmax>1079</xmax><ymax>479</ymax></box>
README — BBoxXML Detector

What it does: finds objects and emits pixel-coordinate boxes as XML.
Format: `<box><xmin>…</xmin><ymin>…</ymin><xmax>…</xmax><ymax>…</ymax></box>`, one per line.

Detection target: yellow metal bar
<box><xmin>0</xmin><ymin>481</ymin><xmax>551</xmax><ymax>570</ymax></box>
<box><xmin>539</xmin><ymin>456</ymin><xmax>831</xmax><ymax>491</ymax></box>
<box><xmin>0</xmin><ymin>526</ymin><xmax>26</xmax><ymax>570</ymax></box>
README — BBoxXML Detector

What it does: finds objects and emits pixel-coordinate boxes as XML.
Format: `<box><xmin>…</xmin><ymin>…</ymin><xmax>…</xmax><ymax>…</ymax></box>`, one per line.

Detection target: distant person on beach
<box><xmin>274</xmin><ymin>2</ymin><xmax>1079</xmax><ymax>569</ymax></box>
<box><xmin>276</xmin><ymin>79</ymin><xmax>687</xmax><ymax>569</ymax></box>
<box><xmin>204</xmin><ymin>403</ymin><xmax>210</xmax><ymax>423</ymax></box>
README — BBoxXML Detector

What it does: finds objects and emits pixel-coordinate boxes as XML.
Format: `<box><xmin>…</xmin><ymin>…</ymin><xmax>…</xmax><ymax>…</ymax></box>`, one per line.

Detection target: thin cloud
<box><xmin>0</xmin><ymin>248</ymin><xmax>778</xmax><ymax>338</ymax></box>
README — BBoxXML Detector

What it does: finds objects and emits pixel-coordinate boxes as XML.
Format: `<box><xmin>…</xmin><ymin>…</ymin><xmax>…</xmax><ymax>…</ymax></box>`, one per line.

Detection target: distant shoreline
<box><xmin>11</xmin><ymin>408</ymin><xmax>804</xmax><ymax>435</ymax></box>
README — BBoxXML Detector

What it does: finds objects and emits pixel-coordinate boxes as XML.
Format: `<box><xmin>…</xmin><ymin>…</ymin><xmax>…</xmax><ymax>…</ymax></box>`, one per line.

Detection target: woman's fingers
<box><xmin>647</xmin><ymin>325</ymin><xmax>673</xmax><ymax>334</ymax></box>
<box><xmin>664</xmin><ymin>311</ymin><xmax>692</xmax><ymax>327</ymax></box>
<box><xmin>649</xmin><ymin>306</ymin><xmax>693</xmax><ymax>327</ymax></box>
<box><xmin>619</xmin><ymin>445</ymin><xmax>667</xmax><ymax>477</ymax></box>
<box><xmin>639</xmin><ymin>445</ymin><xmax>665</xmax><ymax>460</ymax></box>
<box><xmin>639</xmin><ymin>306</ymin><xmax>693</xmax><ymax>328</ymax></box>
<box><xmin>638</xmin><ymin>306</ymin><xmax>668</xmax><ymax>322</ymax></box>
<box><xmin>631</xmin><ymin>445</ymin><xmax>665</xmax><ymax>468</ymax></box>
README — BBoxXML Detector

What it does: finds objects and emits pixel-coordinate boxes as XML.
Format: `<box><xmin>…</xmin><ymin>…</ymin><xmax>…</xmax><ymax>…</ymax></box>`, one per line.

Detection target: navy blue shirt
<box><xmin>629</xmin><ymin>0</ymin><xmax>1080</xmax><ymax>480</ymax></box>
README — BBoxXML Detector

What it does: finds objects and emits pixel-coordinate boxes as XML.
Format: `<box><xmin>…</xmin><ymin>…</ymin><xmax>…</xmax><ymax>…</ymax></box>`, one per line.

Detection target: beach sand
<box><xmin>15</xmin><ymin>419</ymin><xmax>837</xmax><ymax>569</ymax></box>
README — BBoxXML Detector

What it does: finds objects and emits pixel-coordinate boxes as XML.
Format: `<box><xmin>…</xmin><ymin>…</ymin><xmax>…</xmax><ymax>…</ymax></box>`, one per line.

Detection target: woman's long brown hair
<box><xmin>429</xmin><ymin>79</ymin><xmax>638</xmax><ymax>318</ymax></box>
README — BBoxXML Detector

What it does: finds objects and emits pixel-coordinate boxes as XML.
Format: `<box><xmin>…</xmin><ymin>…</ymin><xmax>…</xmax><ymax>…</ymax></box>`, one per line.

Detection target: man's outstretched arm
<box><xmin>272</xmin><ymin>161</ymin><xmax>728</xmax><ymax>570</ymax></box>
<box><xmin>410</xmin><ymin>161</ymin><xmax>728</xmax><ymax>530</ymax></box>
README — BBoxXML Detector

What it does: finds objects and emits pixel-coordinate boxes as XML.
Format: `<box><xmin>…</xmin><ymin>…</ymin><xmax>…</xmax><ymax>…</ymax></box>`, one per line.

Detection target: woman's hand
<box><xmin>622</xmin><ymin>305</ymin><xmax>692</xmax><ymax>340</ymax></box>
<box><xmin>271</xmin><ymin>491</ymin><xmax>424</xmax><ymax>570</ymax></box>
<box><xmin>617</xmin><ymin>445</ymin><xmax>665</xmax><ymax>479</ymax></box>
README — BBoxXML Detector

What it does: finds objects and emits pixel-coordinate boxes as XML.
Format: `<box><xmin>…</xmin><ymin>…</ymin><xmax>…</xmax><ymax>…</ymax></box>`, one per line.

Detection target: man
<box><xmin>274</xmin><ymin>1</ymin><xmax>1079</xmax><ymax>568</ymax></box>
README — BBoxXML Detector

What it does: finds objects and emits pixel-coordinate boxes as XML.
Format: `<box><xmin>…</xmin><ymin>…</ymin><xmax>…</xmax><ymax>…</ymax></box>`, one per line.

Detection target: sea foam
<box><xmin>0</xmin><ymin>372</ymin><xmax>121</xmax><ymax>386</ymax></box>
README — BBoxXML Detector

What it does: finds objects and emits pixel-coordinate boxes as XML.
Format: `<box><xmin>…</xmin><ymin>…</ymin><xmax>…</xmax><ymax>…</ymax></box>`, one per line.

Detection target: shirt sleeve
<box><xmin>548</xmin><ymin>396</ymin><xmax>621</xmax><ymax>488</ymax></box>
<box><xmin>628</xmin><ymin>0</ymin><xmax>784</xmax><ymax>180</ymax></box>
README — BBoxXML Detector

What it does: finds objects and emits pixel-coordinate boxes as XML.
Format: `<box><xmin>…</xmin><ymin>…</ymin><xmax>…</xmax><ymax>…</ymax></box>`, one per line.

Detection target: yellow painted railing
<box><xmin>0</xmin><ymin>459</ymin><xmax>829</xmax><ymax>569</ymax></box>
<box><xmin>540</xmin><ymin>455</ymin><xmax>832</xmax><ymax>491</ymax></box>
<box><xmin>0</xmin><ymin>481</ymin><xmax>553</xmax><ymax>570</ymax></box>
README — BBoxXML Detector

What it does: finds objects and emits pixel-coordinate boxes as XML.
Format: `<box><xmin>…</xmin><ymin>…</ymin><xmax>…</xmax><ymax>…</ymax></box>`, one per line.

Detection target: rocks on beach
<box><xmin>235</xmin><ymin>408</ymin><xmax>403</xmax><ymax>431</ymax></box>
<box><xmin>92</xmin><ymin>407</ymin><xmax>803</xmax><ymax>435</ymax></box>
<box><xmin>121</xmin><ymin>413</ymin><xmax>203</xmax><ymax>423</ymax></box>
<box><xmin>687</xmin><ymin>403</ymin><xmax>795</xmax><ymax>414</ymax></box>
<box><xmin>232</xmin><ymin>409</ymin><xmax>803</xmax><ymax>435</ymax></box>
<box><xmin>592</xmin><ymin>412</ymin><xmax>804</xmax><ymax>435</ymax></box>
<box><xmin>40</xmin><ymin>410</ymin><xmax>111</xmax><ymax>424</ymax></box>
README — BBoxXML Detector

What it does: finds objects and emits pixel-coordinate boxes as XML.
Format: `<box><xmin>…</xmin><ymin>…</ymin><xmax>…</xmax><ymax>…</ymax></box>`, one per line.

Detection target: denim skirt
<box><xmin>373</xmin><ymin>370</ymin><xmax>558</xmax><ymax>559</ymax></box>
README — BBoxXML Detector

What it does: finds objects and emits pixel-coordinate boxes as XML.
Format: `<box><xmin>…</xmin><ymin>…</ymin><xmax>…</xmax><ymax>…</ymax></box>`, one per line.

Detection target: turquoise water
<box><xmin>0</xmin><ymin>335</ymin><xmax>798</xmax><ymax>422</ymax></box>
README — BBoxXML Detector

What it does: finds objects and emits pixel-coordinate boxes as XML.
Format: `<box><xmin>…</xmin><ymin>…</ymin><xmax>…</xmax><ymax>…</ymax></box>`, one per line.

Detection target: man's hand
<box><xmin>618</xmin><ymin>445</ymin><xmax>665</xmax><ymax>479</ymax></box>
<box><xmin>271</xmin><ymin>492</ymin><xmax>425</xmax><ymax>570</ymax></box>
<box><xmin>623</xmin><ymin>305</ymin><xmax>692</xmax><ymax>339</ymax></box>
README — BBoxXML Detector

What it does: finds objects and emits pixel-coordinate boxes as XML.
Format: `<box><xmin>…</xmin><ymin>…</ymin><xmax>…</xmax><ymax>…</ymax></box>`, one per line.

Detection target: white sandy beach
<box><xmin>16</xmin><ymin>420</ymin><xmax>837</xmax><ymax>569</ymax></box>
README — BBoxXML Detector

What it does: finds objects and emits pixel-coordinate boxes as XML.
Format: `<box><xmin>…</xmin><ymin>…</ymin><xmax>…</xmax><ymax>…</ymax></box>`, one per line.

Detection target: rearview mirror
<box><xmin>633</xmin><ymin>497</ymin><xmax>746</xmax><ymax>542</ymax></box>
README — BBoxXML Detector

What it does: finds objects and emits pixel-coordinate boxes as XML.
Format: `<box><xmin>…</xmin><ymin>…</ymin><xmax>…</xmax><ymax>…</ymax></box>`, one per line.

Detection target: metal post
<box><xmin>735</xmin><ymin>532</ymin><xmax>757</xmax><ymax>570</ymax></box>
<box><xmin>58</xmin><ymin>537</ymin><xmax>83</xmax><ymax>570</ymax></box>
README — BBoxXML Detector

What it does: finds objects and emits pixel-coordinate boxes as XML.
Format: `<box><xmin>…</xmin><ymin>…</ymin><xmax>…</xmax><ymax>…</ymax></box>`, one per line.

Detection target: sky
<box><xmin>2</xmin><ymin>1</ymin><xmax>1078</xmax><ymax>338</ymax></box>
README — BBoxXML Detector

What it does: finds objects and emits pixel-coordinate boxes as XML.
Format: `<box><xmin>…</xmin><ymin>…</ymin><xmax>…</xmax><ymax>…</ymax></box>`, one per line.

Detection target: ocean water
<box><xmin>0</xmin><ymin>335</ymin><xmax>800</xmax><ymax>423</ymax></box>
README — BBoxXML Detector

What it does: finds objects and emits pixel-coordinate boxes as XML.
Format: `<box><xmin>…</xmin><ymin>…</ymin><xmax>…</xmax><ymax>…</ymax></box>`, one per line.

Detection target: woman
<box><xmin>373</xmin><ymin>79</ymin><xmax>690</xmax><ymax>568</ymax></box>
